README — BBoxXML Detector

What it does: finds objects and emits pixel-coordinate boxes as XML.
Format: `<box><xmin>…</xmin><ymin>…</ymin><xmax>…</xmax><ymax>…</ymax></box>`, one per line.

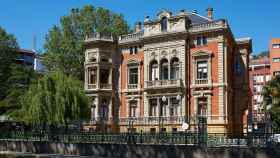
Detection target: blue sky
<box><xmin>0</xmin><ymin>0</ymin><xmax>279</xmax><ymax>54</ymax></box>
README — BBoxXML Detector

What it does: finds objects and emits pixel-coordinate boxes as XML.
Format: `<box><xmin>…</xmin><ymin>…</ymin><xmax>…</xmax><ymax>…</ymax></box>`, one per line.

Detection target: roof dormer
<box><xmin>157</xmin><ymin>10</ymin><xmax>172</xmax><ymax>19</ymax></box>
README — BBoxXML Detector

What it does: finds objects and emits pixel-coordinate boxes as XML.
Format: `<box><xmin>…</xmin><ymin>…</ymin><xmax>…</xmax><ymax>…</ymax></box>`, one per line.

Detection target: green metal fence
<box><xmin>0</xmin><ymin>131</ymin><xmax>279</xmax><ymax>147</ymax></box>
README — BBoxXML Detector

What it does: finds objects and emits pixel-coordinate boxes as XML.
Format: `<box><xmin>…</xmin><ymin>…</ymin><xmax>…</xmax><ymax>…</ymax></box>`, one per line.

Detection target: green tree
<box><xmin>20</xmin><ymin>71</ymin><xmax>89</xmax><ymax>126</ymax></box>
<box><xmin>262</xmin><ymin>76</ymin><xmax>280</xmax><ymax>131</ymax></box>
<box><xmin>0</xmin><ymin>65</ymin><xmax>38</xmax><ymax>117</ymax></box>
<box><xmin>43</xmin><ymin>5</ymin><xmax>130</xmax><ymax>80</ymax></box>
<box><xmin>0</xmin><ymin>26</ymin><xmax>19</xmax><ymax>101</ymax></box>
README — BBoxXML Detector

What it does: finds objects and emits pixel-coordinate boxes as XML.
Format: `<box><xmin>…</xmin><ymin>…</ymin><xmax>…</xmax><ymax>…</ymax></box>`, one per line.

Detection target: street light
<box><xmin>90</xmin><ymin>104</ymin><xmax>96</xmax><ymax>124</ymax></box>
<box><xmin>266</xmin><ymin>104</ymin><xmax>272</xmax><ymax>134</ymax></box>
<box><xmin>159</xmin><ymin>96</ymin><xmax>167</xmax><ymax>133</ymax></box>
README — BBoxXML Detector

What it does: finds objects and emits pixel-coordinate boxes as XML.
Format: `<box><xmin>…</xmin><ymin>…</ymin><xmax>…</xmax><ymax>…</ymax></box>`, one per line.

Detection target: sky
<box><xmin>0</xmin><ymin>0</ymin><xmax>279</xmax><ymax>54</ymax></box>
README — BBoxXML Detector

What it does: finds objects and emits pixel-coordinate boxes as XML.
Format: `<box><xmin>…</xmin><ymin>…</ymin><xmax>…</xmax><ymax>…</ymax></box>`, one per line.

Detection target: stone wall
<box><xmin>0</xmin><ymin>141</ymin><xmax>280</xmax><ymax>158</ymax></box>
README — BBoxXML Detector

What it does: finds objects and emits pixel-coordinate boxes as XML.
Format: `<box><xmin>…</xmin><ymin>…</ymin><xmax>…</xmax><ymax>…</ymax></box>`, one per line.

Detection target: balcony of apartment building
<box><xmin>145</xmin><ymin>57</ymin><xmax>182</xmax><ymax>89</ymax></box>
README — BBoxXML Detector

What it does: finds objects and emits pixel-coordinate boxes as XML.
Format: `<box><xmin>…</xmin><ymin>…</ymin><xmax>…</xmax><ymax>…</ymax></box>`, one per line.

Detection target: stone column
<box><xmin>97</xmin><ymin>65</ymin><xmax>100</xmax><ymax>89</ymax></box>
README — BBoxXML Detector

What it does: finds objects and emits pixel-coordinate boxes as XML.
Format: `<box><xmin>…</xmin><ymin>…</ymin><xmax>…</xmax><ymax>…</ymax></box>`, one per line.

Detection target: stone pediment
<box><xmin>157</xmin><ymin>10</ymin><xmax>172</xmax><ymax>19</ymax></box>
<box><xmin>192</xmin><ymin>50</ymin><xmax>212</xmax><ymax>57</ymax></box>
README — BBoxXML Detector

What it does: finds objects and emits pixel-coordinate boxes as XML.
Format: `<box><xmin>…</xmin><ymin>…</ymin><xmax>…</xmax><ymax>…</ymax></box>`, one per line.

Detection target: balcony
<box><xmin>86</xmin><ymin>83</ymin><xmax>112</xmax><ymax>90</ymax></box>
<box><xmin>127</xmin><ymin>84</ymin><xmax>139</xmax><ymax>89</ymax></box>
<box><xmin>87</xmin><ymin>84</ymin><xmax>97</xmax><ymax>89</ymax></box>
<box><xmin>195</xmin><ymin>79</ymin><xmax>209</xmax><ymax>85</ymax></box>
<box><xmin>100</xmin><ymin>84</ymin><xmax>112</xmax><ymax>89</ymax></box>
<box><xmin>85</xmin><ymin>32</ymin><xmax>114</xmax><ymax>43</ymax></box>
<box><xmin>145</xmin><ymin>79</ymin><xmax>181</xmax><ymax>89</ymax></box>
<box><xmin>119</xmin><ymin>31</ymin><xmax>143</xmax><ymax>44</ymax></box>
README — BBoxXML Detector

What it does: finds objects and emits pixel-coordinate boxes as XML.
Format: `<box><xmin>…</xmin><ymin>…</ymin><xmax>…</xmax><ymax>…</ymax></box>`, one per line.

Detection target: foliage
<box><xmin>262</xmin><ymin>76</ymin><xmax>280</xmax><ymax>131</ymax></box>
<box><xmin>20</xmin><ymin>71</ymin><xmax>89</xmax><ymax>126</ymax></box>
<box><xmin>0</xmin><ymin>65</ymin><xmax>38</xmax><ymax>117</ymax></box>
<box><xmin>252</xmin><ymin>51</ymin><xmax>269</xmax><ymax>59</ymax></box>
<box><xmin>43</xmin><ymin>5</ymin><xmax>130</xmax><ymax>80</ymax></box>
<box><xmin>0</xmin><ymin>26</ymin><xmax>19</xmax><ymax>100</ymax></box>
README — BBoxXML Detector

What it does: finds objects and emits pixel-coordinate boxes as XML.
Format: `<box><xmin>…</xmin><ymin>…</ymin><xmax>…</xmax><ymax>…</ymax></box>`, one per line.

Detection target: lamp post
<box><xmin>159</xmin><ymin>96</ymin><xmax>167</xmax><ymax>133</ymax></box>
<box><xmin>266</xmin><ymin>104</ymin><xmax>272</xmax><ymax>133</ymax></box>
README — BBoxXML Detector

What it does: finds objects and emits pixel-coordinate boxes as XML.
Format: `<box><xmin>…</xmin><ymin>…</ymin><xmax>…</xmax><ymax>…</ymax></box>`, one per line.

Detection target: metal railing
<box><xmin>118</xmin><ymin>116</ymin><xmax>185</xmax><ymax>125</ymax></box>
<box><xmin>0</xmin><ymin>131</ymin><xmax>279</xmax><ymax>147</ymax></box>
<box><xmin>145</xmin><ymin>79</ymin><xmax>181</xmax><ymax>88</ymax></box>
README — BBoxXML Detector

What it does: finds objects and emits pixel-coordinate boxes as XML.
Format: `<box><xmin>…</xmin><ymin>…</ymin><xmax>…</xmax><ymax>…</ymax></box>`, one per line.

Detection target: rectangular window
<box><xmin>149</xmin><ymin>99</ymin><xmax>157</xmax><ymax>116</ymax></box>
<box><xmin>130</xmin><ymin>47</ymin><xmax>133</xmax><ymax>54</ymax></box>
<box><xmin>266</xmin><ymin>75</ymin><xmax>271</xmax><ymax>81</ymax></box>
<box><xmin>88</xmin><ymin>68</ymin><xmax>97</xmax><ymax>84</ymax></box>
<box><xmin>100</xmin><ymin>69</ymin><xmax>109</xmax><ymax>84</ymax></box>
<box><xmin>129</xmin><ymin>67</ymin><xmax>138</xmax><ymax>84</ymax></box>
<box><xmin>272</xmin><ymin>44</ymin><xmax>280</xmax><ymax>49</ymax></box>
<box><xmin>202</xmin><ymin>36</ymin><xmax>207</xmax><ymax>45</ymax></box>
<box><xmin>197</xmin><ymin>37</ymin><xmax>202</xmax><ymax>46</ymax></box>
<box><xmin>129</xmin><ymin>102</ymin><xmax>137</xmax><ymax>117</ymax></box>
<box><xmin>197</xmin><ymin>60</ymin><xmax>208</xmax><ymax>80</ymax></box>
<box><xmin>134</xmin><ymin>46</ymin><xmax>138</xmax><ymax>54</ymax></box>
<box><xmin>196</xmin><ymin>36</ymin><xmax>207</xmax><ymax>46</ymax></box>
<box><xmin>197</xmin><ymin>97</ymin><xmax>207</xmax><ymax>116</ymax></box>
<box><xmin>274</xmin><ymin>71</ymin><xmax>280</xmax><ymax>76</ymax></box>
<box><xmin>170</xmin><ymin>98</ymin><xmax>179</xmax><ymax>116</ymax></box>
<box><xmin>273</xmin><ymin>58</ymin><xmax>280</xmax><ymax>62</ymax></box>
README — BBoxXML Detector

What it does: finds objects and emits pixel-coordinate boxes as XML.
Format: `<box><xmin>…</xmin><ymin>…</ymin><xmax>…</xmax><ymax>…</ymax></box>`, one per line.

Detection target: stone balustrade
<box><xmin>189</xmin><ymin>20</ymin><xmax>226</xmax><ymax>33</ymax></box>
<box><xmin>145</xmin><ymin>79</ymin><xmax>181</xmax><ymax>89</ymax></box>
<box><xmin>85</xmin><ymin>32</ymin><xmax>114</xmax><ymax>42</ymax></box>
<box><xmin>119</xmin><ymin>31</ymin><xmax>144</xmax><ymax>43</ymax></box>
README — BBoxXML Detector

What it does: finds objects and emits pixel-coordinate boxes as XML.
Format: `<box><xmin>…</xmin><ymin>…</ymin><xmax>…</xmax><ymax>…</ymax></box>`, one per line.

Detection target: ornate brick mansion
<box><xmin>84</xmin><ymin>8</ymin><xmax>252</xmax><ymax>135</ymax></box>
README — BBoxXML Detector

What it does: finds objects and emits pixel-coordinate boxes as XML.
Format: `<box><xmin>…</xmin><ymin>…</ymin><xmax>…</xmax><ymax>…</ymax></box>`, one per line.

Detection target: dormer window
<box><xmin>161</xmin><ymin>17</ymin><xmax>167</xmax><ymax>32</ymax></box>
<box><xmin>197</xmin><ymin>36</ymin><xmax>207</xmax><ymax>46</ymax></box>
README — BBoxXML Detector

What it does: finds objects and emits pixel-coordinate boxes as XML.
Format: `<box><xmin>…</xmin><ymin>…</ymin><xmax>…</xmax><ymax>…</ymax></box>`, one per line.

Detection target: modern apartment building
<box><xmin>84</xmin><ymin>8</ymin><xmax>251</xmax><ymax>135</ymax></box>
<box><xmin>270</xmin><ymin>38</ymin><xmax>280</xmax><ymax>77</ymax></box>
<box><xmin>248</xmin><ymin>56</ymin><xmax>270</xmax><ymax>132</ymax></box>
<box><xmin>15</xmin><ymin>49</ymin><xmax>35</xmax><ymax>67</ymax></box>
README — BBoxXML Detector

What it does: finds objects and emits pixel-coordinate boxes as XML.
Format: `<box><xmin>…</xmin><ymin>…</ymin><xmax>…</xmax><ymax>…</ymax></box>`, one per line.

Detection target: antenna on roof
<box><xmin>32</xmin><ymin>34</ymin><xmax>37</xmax><ymax>53</ymax></box>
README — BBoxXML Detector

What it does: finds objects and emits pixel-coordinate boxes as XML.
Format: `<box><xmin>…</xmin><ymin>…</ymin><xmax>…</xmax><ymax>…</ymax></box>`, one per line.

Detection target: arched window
<box><xmin>170</xmin><ymin>57</ymin><xmax>180</xmax><ymax>80</ymax></box>
<box><xmin>160</xmin><ymin>58</ymin><xmax>168</xmax><ymax>80</ymax></box>
<box><xmin>150</xmin><ymin>60</ymin><xmax>158</xmax><ymax>81</ymax></box>
<box><xmin>161</xmin><ymin>17</ymin><xmax>167</xmax><ymax>32</ymax></box>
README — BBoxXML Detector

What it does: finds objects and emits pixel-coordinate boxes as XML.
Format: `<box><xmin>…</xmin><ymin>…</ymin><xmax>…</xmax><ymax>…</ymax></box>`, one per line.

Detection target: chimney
<box><xmin>206</xmin><ymin>7</ymin><xmax>213</xmax><ymax>19</ymax></box>
<box><xmin>134</xmin><ymin>22</ymin><xmax>142</xmax><ymax>32</ymax></box>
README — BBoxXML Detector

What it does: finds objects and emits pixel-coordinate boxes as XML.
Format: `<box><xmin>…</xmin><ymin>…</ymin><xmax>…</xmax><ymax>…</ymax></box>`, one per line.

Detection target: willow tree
<box><xmin>262</xmin><ymin>76</ymin><xmax>280</xmax><ymax>131</ymax></box>
<box><xmin>20</xmin><ymin>71</ymin><xmax>89</xmax><ymax>126</ymax></box>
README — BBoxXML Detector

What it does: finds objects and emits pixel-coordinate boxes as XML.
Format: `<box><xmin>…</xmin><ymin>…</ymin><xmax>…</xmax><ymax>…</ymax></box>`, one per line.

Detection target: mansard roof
<box><xmin>187</xmin><ymin>12</ymin><xmax>212</xmax><ymax>25</ymax></box>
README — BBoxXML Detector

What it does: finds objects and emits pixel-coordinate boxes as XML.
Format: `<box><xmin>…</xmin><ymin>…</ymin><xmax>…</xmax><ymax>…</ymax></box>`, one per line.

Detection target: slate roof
<box><xmin>186</xmin><ymin>12</ymin><xmax>212</xmax><ymax>25</ymax></box>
